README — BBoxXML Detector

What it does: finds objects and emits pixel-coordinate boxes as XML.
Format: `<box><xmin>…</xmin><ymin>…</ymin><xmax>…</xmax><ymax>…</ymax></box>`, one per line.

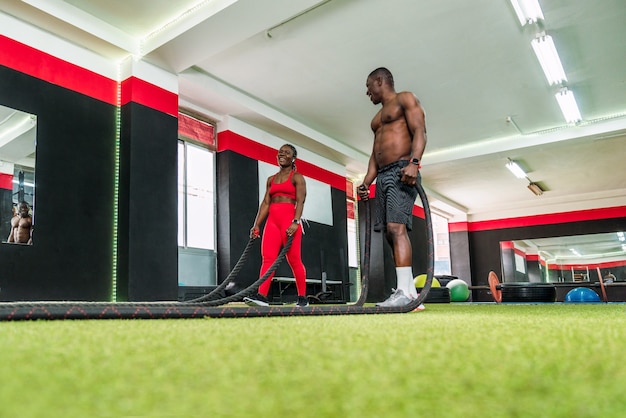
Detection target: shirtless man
<box><xmin>357</xmin><ymin>67</ymin><xmax>427</xmax><ymax>307</ymax></box>
<box><xmin>7</xmin><ymin>201</ymin><xmax>33</xmax><ymax>245</ymax></box>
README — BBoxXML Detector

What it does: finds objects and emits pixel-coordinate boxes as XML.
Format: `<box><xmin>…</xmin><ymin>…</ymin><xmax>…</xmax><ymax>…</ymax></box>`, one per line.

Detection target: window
<box><xmin>177</xmin><ymin>112</ymin><xmax>217</xmax><ymax>287</ymax></box>
<box><xmin>432</xmin><ymin>212</ymin><xmax>451</xmax><ymax>276</ymax></box>
<box><xmin>178</xmin><ymin>141</ymin><xmax>215</xmax><ymax>250</ymax></box>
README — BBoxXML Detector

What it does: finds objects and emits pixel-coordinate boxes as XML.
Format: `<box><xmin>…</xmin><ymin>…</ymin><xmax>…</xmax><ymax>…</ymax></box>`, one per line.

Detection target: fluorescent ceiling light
<box><xmin>569</xmin><ymin>248</ymin><xmax>581</xmax><ymax>257</ymax></box>
<box><xmin>506</xmin><ymin>159</ymin><xmax>527</xmax><ymax>179</ymax></box>
<box><xmin>555</xmin><ymin>88</ymin><xmax>582</xmax><ymax>123</ymax></box>
<box><xmin>510</xmin><ymin>0</ymin><xmax>544</xmax><ymax>26</ymax></box>
<box><xmin>527</xmin><ymin>182</ymin><xmax>544</xmax><ymax>196</ymax></box>
<box><xmin>531</xmin><ymin>34</ymin><xmax>567</xmax><ymax>85</ymax></box>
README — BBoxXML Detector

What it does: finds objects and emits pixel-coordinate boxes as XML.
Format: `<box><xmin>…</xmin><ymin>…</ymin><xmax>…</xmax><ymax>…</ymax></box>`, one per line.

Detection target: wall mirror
<box><xmin>501</xmin><ymin>232</ymin><xmax>626</xmax><ymax>283</ymax></box>
<box><xmin>0</xmin><ymin>104</ymin><xmax>37</xmax><ymax>245</ymax></box>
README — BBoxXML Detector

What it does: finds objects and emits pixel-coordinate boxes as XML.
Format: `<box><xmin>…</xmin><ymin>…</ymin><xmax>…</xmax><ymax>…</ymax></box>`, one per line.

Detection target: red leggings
<box><xmin>258</xmin><ymin>203</ymin><xmax>306</xmax><ymax>297</ymax></box>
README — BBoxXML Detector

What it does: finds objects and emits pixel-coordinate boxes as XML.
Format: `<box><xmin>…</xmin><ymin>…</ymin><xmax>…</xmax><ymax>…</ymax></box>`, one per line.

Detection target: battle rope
<box><xmin>183</xmin><ymin>238</ymin><xmax>258</xmax><ymax>303</ymax></box>
<box><xmin>354</xmin><ymin>198</ymin><xmax>371</xmax><ymax>306</ymax></box>
<box><xmin>182</xmin><ymin>236</ymin><xmax>293</xmax><ymax>306</ymax></box>
<box><xmin>0</xmin><ymin>177</ymin><xmax>433</xmax><ymax>320</ymax></box>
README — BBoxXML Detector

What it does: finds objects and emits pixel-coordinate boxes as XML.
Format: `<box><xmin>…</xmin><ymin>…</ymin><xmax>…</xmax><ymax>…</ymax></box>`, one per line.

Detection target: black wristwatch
<box><xmin>292</xmin><ymin>219</ymin><xmax>300</xmax><ymax>225</ymax></box>
<box><xmin>410</xmin><ymin>157</ymin><xmax>420</xmax><ymax>166</ymax></box>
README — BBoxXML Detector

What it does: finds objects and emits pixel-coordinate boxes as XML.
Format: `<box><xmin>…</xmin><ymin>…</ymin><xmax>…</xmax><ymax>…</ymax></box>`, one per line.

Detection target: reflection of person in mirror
<box><xmin>7</xmin><ymin>201</ymin><xmax>33</xmax><ymax>245</ymax></box>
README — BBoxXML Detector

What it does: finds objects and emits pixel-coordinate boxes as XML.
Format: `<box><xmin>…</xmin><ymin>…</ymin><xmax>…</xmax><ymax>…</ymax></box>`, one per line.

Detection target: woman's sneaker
<box><xmin>296</xmin><ymin>296</ymin><xmax>309</xmax><ymax>307</ymax></box>
<box><xmin>243</xmin><ymin>293</ymin><xmax>269</xmax><ymax>307</ymax></box>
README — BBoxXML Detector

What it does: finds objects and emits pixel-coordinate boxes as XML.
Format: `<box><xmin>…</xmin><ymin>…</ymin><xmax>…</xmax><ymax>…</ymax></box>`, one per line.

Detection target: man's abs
<box><xmin>373</xmin><ymin>126</ymin><xmax>412</xmax><ymax>167</ymax></box>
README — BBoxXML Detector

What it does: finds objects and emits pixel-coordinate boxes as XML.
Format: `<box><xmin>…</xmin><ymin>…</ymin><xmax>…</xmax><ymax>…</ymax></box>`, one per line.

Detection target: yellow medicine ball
<box><xmin>414</xmin><ymin>274</ymin><xmax>440</xmax><ymax>288</ymax></box>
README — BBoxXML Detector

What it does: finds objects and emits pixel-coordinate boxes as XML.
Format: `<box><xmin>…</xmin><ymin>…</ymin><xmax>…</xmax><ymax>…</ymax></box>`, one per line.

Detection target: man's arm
<box><xmin>399</xmin><ymin>92</ymin><xmax>427</xmax><ymax>185</ymax></box>
<box><xmin>401</xmin><ymin>92</ymin><xmax>427</xmax><ymax>162</ymax></box>
<box><xmin>358</xmin><ymin>146</ymin><xmax>379</xmax><ymax>200</ymax></box>
<box><xmin>7</xmin><ymin>217</ymin><xmax>16</xmax><ymax>243</ymax></box>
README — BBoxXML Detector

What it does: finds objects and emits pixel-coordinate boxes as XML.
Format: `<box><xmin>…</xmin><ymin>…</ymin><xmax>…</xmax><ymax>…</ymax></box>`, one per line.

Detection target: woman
<box><xmin>244</xmin><ymin>144</ymin><xmax>308</xmax><ymax>307</ymax></box>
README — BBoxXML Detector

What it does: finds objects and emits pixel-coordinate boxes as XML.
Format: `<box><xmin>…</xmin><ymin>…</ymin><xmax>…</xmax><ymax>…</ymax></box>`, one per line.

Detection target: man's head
<box><xmin>366</xmin><ymin>67</ymin><xmax>394</xmax><ymax>105</ymax></box>
<box><xmin>18</xmin><ymin>201</ymin><xmax>30</xmax><ymax>217</ymax></box>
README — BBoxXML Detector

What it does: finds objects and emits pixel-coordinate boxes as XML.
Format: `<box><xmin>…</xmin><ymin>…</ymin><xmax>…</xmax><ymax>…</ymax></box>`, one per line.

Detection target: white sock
<box><xmin>396</xmin><ymin>267</ymin><xmax>418</xmax><ymax>299</ymax></box>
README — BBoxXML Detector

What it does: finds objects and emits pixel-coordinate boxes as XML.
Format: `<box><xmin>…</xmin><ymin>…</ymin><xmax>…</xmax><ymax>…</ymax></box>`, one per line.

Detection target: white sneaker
<box><xmin>376</xmin><ymin>289</ymin><xmax>413</xmax><ymax>307</ymax></box>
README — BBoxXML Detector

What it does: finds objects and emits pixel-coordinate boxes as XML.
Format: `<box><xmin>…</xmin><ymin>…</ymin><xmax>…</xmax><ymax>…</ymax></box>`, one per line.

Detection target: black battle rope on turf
<box><xmin>0</xmin><ymin>178</ymin><xmax>433</xmax><ymax>320</ymax></box>
<box><xmin>182</xmin><ymin>236</ymin><xmax>293</xmax><ymax>306</ymax></box>
<box><xmin>354</xmin><ymin>198</ymin><xmax>371</xmax><ymax>306</ymax></box>
<box><xmin>183</xmin><ymin>238</ymin><xmax>258</xmax><ymax>303</ymax></box>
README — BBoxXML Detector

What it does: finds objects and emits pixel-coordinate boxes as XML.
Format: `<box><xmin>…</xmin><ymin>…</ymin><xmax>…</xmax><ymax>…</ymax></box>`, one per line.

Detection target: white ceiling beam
<box><xmin>21</xmin><ymin>0</ymin><xmax>139</xmax><ymax>54</ymax></box>
<box><xmin>147</xmin><ymin>0</ymin><xmax>325</xmax><ymax>73</ymax></box>
<box><xmin>140</xmin><ymin>0</ymin><xmax>239</xmax><ymax>56</ymax></box>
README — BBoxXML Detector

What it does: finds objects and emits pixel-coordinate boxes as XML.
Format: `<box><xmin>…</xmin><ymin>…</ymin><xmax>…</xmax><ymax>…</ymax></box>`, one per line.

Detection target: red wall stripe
<box><xmin>413</xmin><ymin>205</ymin><xmax>425</xmax><ymax>219</ymax></box>
<box><xmin>0</xmin><ymin>35</ymin><xmax>117</xmax><ymax>105</ymax></box>
<box><xmin>121</xmin><ymin>77</ymin><xmax>178</xmax><ymax>117</ymax></box>
<box><xmin>546</xmin><ymin>259</ymin><xmax>626</xmax><ymax>270</ymax></box>
<box><xmin>449</xmin><ymin>222</ymin><xmax>469</xmax><ymax>233</ymax></box>
<box><xmin>467</xmin><ymin>206</ymin><xmax>626</xmax><ymax>232</ymax></box>
<box><xmin>0</xmin><ymin>173</ymin><xmax>13</xmax><ymax>190</ymax></box>
<box><xmin>218</xmin><ymin>130</ymin><xmax>347</xmax><ymax>192</ymax></box>
<box><xmin>0</xmin><ymin>35</ymin><xmax>177</xmax><ymax>114</ymax></box>
<box><xmin>500</xmin><ymin>241</ymin><xmax>514</xmax><ymax>249</ymax></box>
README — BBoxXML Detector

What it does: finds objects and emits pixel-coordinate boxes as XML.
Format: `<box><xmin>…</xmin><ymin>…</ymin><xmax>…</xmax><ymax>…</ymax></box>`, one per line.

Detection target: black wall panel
<box><xmin>0</xmin><ymin>65</ymin><xmax>116</xmax><ymax>301</ymax></box>
<box><xmin>117</xmin><ymin>103</ymin><xmax>178</xmax><ymax>302</ymax></box>
<box><xmin>216</xmin><ymin>151</ymin><xmax>261</xmax><ymax>285</ymax></box>
<box><xmin>0</xmin><ymin>189</ymin><xmax>11</xmax><ymax>240</ymax></box>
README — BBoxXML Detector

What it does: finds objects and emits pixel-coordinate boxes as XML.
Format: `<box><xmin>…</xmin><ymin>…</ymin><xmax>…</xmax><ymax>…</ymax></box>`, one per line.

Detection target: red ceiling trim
<box><xmin>218</xmin><ymin>130</ymin><xmax>347</xmax><ymax>192</ymax></box>
<box><xmin>0</xmin><ymin>35</ymin><xmax>117</xmax><ymax>105</ymax></box>
<box><xmin>120</xmin><ymin>77</ymin><xmax>178</xmax><ymax>117</ymax></box>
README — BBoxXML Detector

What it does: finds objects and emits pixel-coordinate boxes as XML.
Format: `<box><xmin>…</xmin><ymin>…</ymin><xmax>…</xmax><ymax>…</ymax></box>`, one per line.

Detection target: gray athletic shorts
<box><xmin>374</xmin><ymin>160</ymin><xmax>418</xmax><ymax>232</ymax></box>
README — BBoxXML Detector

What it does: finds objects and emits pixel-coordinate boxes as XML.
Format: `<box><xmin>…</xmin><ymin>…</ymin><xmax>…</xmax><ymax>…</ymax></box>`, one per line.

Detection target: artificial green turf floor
<box><xmin>1</xmin><ymin>303</ymin><xmax>625</xmax><ymax>417</ymax></box>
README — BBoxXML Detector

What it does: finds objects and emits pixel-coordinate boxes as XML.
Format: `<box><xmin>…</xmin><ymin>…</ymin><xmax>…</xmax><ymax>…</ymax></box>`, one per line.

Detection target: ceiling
<box><xmin>2</xmin><ymin>0</ymin><xmax>626</xmax><ymax>222</ymax></box>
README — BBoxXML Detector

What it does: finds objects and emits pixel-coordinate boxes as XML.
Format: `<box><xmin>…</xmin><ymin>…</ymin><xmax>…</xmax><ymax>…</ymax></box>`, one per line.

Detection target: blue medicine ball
<box><xmin>564</xmin><ymin>287</ymin><xmax>601</xmax><ymax>303</ymax></box>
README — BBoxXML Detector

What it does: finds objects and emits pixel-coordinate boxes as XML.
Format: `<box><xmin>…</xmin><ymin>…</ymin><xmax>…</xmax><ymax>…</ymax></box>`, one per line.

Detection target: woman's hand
<box><xmin>250</xmin><ymin>226</ymin><xmax>260</xmax><ymax>239</ymax></box>
<box><xmin>286</xmin><ymin>222</ymin><xmax>298</xmax><ymax>237</ymax></box>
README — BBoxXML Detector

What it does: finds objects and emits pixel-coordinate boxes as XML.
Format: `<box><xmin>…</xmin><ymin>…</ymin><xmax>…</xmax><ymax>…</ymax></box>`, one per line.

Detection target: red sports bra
<box><xmin>269</xmin><ymin>171</ymin><xmax>296</xmax><ymax>200</ymax></box>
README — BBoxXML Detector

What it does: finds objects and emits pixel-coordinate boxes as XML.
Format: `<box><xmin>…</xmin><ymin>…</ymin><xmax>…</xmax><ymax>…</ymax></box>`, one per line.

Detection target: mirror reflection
<box><xmin>0</xmin><ymin>104</ymin><xmax>36</xmax><ymax>245</ymax></box>
<box><xmin>501</xmin><ymin>232</ymin><xmax>626</xmax><ymax>283</ymax></box>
